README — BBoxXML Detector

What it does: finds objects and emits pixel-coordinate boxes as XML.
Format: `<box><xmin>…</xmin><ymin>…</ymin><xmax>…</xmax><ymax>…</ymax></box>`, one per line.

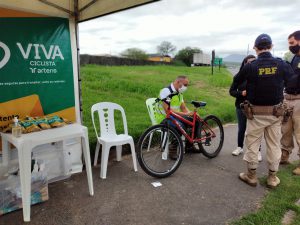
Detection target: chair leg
<box><xmin>100</xmin><ymin>143</ymin><xmax>110</xmax><ymax>179</ymax></box>
<box><xmin>94</xmin><ymin>141</ymin><xmax>100</xmax><ymax>166</ymax></box>
<box><xmin>129</xmin><ymin>140</ymin><xmax>138</xmax><ymax>172</ymax></box>
<box><xmin>147</xmin><ymin>132</ymin><xmax>153</xmax><ymax>152</ymax></box>
<box><xmin>116</xmin><ymin>145</ymin><xmax>122</xmax><ymax>161</ymax></box>
<box><xmin>161</xmin><ymin>132</ymin><xmax>169</xmax><ymax>160</ymax></box>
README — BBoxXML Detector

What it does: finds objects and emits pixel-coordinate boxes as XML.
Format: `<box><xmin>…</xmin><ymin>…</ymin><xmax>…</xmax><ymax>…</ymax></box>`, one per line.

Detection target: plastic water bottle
<box><xmin>12</xmin><ymin>117</ymin><xmax>22</xmax><ymax>138</ymax></box>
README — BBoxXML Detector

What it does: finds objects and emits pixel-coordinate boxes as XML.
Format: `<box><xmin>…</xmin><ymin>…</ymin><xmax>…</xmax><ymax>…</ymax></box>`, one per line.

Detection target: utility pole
<box><xmin>211</xmin><ymin>50</ymin><xmax>215</xmax><ymax>75</ymax></box>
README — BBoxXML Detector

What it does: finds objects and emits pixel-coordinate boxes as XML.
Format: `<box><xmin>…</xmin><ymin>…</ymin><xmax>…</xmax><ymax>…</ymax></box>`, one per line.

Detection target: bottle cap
<box><xmin>13</xmin><ymin>117</ymin><xmax>18</xmax><ymax>123</ymax></box>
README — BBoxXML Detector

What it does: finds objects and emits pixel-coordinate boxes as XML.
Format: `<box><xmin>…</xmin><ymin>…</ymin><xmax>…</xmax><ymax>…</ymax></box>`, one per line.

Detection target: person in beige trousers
<box><xmin>280</xmin><ymin>30</ymin><xmax>300</xmax><ymax>176</ymax></box>
<box><xmin>233</xmin><ymin>34</ymin><xmax>295</xmax><ymax>188</ymax></box>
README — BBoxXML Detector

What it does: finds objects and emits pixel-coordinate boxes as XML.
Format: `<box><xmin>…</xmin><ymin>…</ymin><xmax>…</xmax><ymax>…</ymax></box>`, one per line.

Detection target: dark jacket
<box><xmin>285</xmin><ymin>55</ymin><xmax>300</xmax><ymax>94</ymax></box>
<box><xmin>233</xmin><ymin>52</ymin><xmax>295</xmax><ymax>106</ymax></box>
<box><xmin>229</xmin><ymin>79</ymin><xmax>247</xmax><ymax>108</ymax></box>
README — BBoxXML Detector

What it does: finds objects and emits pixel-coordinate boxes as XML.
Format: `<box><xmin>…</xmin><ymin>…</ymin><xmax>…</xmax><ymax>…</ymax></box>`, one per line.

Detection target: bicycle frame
<box><xmin>165</xmin><ymin>105</ymin><xmax>216</xmax><ymax>144</ymax></box>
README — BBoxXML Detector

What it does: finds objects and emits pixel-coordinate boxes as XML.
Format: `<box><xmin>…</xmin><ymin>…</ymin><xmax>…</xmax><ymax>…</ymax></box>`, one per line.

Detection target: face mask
<box><xmin>289</xmin><ymin>45</ymin><xmax>300</xmax><ymax>54</ymax></box>
<box><xmin>178</xmin><ymin>85</ymin><xmax>187</xmax><ymax>93</ymax></box>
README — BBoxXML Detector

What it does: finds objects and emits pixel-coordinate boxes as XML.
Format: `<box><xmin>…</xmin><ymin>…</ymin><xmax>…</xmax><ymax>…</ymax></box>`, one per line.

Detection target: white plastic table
<box><xmin>1</xmin><ymin>123</ymin><xmax>94</xmax><ymax>222</ymax></box>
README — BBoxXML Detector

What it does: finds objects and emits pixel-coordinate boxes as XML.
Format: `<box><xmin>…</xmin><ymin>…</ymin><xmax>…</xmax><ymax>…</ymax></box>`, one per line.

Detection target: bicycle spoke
<box><xmin>137</xmin><ymin>125</ymin><xmax>184</xmax><ymax>178</ymax></box>
<box><xmin>198</xmin><ymin>115</ymin><xmax>224</xmax><ymax>158</ymax></box>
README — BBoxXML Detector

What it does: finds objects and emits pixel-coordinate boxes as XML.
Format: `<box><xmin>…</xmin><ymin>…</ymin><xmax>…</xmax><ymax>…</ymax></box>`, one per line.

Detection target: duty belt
<box><xmin>251</xmin><ymin>105</ymin><xmax>275</xmax><ymax>115</ymax></box>
<box><xmin>241</xmin><ymin>101</ymin><xmax>290</xmax><ymax>120</ymax></box>
<box><xmin>284</xmin><ymin>93</ymin><xmax>300</xmax><ymax>100</ymax></box>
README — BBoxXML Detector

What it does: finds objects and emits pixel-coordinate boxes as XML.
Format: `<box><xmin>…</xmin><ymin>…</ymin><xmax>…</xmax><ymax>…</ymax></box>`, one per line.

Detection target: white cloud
<box><xmin>79</xmin><ymin>0</ymin><xmax>300</xmax><ymax>57</ymax></box>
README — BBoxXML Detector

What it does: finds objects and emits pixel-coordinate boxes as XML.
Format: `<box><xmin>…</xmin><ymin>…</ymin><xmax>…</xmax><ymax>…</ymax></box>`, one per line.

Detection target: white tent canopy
<box><xmin>0</xmin><ymin>0</ymin><xmax>158</xmax><ymax>122</ymax></box>
<box><xmin>0</xmin><ymin>0</ymin><xmax>157</xmax><ymax>22</ymax></box>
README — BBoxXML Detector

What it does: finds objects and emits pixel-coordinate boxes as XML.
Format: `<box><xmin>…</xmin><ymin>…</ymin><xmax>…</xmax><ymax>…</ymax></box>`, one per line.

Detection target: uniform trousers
<box><xmin>281</xmin><ymin>94</ymin><xmax>300</xmax><ymax>157</ymax></box>
<box><xmin>243</xmin><ymin>115</ymin><xmax>282</xmax><ymax>171</ymax></box>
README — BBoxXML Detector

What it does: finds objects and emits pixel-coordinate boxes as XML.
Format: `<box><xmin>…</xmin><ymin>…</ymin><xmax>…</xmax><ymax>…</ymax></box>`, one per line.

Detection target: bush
<box><xmin>175</xmin><ymin>47</ymin><xmax>202</xmax><ymax>66</ymax></box>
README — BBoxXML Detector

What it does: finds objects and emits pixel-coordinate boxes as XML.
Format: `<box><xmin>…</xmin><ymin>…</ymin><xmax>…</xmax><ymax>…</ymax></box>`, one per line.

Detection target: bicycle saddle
<box><xmin>191</xmin><ymin>101</ymin><xmax>206</xmax><ymax>108</ymax></box>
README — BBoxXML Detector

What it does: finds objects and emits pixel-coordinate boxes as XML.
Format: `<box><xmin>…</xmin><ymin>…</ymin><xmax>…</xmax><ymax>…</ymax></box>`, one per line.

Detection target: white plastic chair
<box><xmin>91</xmin><ymin>102</ymin><xmax>137</xmax><ymax>179</ymax></box>
<box><xmin>145</xmin><ymin>98</ymin><xmax>170</xmax><ymax>158</ymax></box>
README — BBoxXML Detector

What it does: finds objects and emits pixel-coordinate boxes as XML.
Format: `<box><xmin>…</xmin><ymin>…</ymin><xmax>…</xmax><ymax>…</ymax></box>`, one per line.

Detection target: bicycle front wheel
<box><xmin>137</xmin><ymin>124</ymin><xmax>184</xmax><ymax>178</ymax></box>
<box><xmin>198</xmin><ymin>115</ymin><xmax>224</xmax><ymax>158</ymax></box>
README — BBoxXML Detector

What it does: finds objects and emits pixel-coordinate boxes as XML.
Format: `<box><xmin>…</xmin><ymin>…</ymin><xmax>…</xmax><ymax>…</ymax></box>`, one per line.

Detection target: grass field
<box><xmin>231</xmin><ymin>163</ymin><xmax>300</xmax><ymax>225</ymax></box>
<box><xmin>81</xmin><ymin>66</ymin><xmax>300</xmax><ymax>225</ymax></box>
<box><xmin>81</xmin><ymin>65</ymin><xmax>235</xmax><ymax>150</ymax></box>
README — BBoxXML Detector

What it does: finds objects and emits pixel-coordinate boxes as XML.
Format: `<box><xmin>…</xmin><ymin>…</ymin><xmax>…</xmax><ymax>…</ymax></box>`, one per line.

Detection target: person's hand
<box><xmin>187</xmin><ymin>111</ymin><xmax>194</xmax><ymax>116</ymax></box>
<box><xmin>242</xmin><ymin>90</ymin><xmax>247</xmax><ymax>96</ymax></box>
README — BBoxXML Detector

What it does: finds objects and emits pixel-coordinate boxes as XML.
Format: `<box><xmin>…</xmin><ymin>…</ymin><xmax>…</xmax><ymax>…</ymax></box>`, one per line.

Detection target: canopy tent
<box><xmin>0</xmin><ymin>2</ymin><xmax>159</xmax><ymax>221</ymax></box>
<box><xmin>0</xmin><ymin>0</ymin><xmax>158</xmax><ymax>122</ymax></box>
<box><xmin>0</xmin><ymin>0</ymin><xmax>157</xmax><ymax>21</ymax></box>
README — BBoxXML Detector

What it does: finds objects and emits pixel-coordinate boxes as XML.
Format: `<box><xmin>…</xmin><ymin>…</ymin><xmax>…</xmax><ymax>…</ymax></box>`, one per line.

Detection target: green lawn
<box><xmin>80</xmin><ymin>65</ymin><xmax>235</xmax><ymax>151</ymax></box>
<box><xmin>80</xmin><ymin>65</ymin><xmax>300</xmax><ymax>225</ymax></box>
<box><xmin>231</xmin><ymin>163</ymin><xmax>300</xmax><ymax>225</ymax></box>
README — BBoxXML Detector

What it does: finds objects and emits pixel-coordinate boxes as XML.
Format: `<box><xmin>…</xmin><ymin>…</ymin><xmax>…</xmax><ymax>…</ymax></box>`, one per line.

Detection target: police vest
<box><xmin>248</xmin><ymin>57</ymin><xmax>284</xmax><ymax>105</ymax></box>
<box><xmin>290</xmin><ymin>55</ymin><xmax>300</xmax><ymax>93</ymax></box>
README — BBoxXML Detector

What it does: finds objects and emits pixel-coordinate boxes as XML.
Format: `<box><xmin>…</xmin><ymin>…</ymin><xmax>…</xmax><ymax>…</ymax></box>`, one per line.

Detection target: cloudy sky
<box><xmin>79</xmin><ymin>0</ymin><xmax>300</xmax><ymax>58</ymax></box>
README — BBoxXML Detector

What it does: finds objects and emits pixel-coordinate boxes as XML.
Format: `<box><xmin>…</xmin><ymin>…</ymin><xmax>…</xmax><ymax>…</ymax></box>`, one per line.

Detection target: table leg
<box><xmin>81</xmin><ymin>129</ymin><xmax>94</xmax><ymax>196</ymax></box>
<box><xmin>18</xmin><ymin>143</ymin><xmax>32</xmax><ymax>222</ymax></box>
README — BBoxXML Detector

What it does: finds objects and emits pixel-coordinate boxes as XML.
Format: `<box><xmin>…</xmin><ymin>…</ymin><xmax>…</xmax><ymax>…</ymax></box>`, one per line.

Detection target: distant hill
<box><xmin>223</xmin><ymin>54</ymin><xmax>245</xmax><ymax>63</ymax></box>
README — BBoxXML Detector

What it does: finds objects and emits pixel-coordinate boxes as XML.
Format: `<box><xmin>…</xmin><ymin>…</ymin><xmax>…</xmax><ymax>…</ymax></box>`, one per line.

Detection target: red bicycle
<box><xmin>137</xmin><ymin>94</ymin><xmax>224</xmax><ymax>178</ymax></box>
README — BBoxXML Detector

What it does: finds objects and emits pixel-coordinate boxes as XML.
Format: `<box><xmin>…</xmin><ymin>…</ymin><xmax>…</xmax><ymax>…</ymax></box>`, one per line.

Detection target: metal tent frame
<box><xmin>0</xmin><ymin>0</ymin><xmax>159</xmax><ymax>122</ymax></box>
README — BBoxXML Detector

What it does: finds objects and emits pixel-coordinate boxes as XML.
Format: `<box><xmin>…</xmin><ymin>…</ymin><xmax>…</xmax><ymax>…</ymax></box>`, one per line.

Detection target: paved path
<box><xmin>1</xmin><ymin>125</ymin><xmax>298</xmax><ymax>225</ymax></box>
<box><xmin>227</xmin><ymin>67</ymin><xmax>239</xmax><ymax>76</ymax></box>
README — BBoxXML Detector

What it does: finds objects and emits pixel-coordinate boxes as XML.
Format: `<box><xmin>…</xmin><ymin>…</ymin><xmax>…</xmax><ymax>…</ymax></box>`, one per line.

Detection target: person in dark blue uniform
<box><xmin>230</xmin><ymin>55</ymin><xmax>263</xmax><ymax>160</ymax></box>
<box><xmin>233</xmin><ymin>34</ymin><xmax>295</xmax><ymax>188</ymax></box>
<box><xmin>280</xmin><ymin>30</ymin><xmax>300</xmax><ymax>175</ymax></box>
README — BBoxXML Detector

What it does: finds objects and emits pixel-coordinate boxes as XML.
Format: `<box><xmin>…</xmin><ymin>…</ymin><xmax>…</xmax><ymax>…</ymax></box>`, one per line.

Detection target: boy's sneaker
<box><xmin>232</xmin><ymin>147</ymin><xmax>243</xmax><ymax>156</ymax></box>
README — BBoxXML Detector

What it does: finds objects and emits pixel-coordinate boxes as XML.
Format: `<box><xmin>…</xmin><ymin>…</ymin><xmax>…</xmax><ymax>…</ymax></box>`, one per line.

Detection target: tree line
<box><xmin>120</xmin><ymin>41</ymin><xmax>203</xmax><ymax>66</ymax></box>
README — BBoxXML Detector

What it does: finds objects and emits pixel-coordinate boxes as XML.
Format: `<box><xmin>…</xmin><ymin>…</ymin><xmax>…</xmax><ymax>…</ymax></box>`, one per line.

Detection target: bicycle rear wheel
<box><xmin>198</xmin><ymin>115</ymin><xmax>224</xmax><ymax>158</ymax></box>
<box><xmin>137</xmin><ymin>124</ymin><xmax>184</xmax><ymax>178</ymax></box>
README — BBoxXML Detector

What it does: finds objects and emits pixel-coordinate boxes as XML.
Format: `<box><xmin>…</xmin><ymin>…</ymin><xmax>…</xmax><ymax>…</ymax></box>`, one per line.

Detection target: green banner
<box><xmin>0</xmin><ymin>17</ymin><xmax>75</xmax><ymax>129</ymax></box>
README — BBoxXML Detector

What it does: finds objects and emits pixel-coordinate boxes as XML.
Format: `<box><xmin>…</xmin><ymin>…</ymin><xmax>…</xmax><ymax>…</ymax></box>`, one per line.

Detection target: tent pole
<box><xmin>74</xmin><ymin>0</ymin><xmax>83</xmax><ymax>124</ymax></box>
<box><xmin>39</xmin><ymin>0</ymin><xmax>83</xmax><ymax>124</ymax></box>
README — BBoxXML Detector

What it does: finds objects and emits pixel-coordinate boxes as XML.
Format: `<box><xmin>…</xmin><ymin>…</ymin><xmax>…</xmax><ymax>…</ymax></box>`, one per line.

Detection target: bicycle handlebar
<box><xmin>154</xmin><ymin>93</ymin><xmax>207</xmax><ymax>109</ymax></box>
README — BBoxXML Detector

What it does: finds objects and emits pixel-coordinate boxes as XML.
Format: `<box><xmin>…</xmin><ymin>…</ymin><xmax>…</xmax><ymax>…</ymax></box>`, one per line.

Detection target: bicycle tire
<box><xmin>137</xmin><ymin>124</ymin><xmax>184</xmax><ymax>178</ymax></box>
<box><xmin>197</xmin><ymin>115</ymin><xmax>224</xmax><ymax>158</ymax></box>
